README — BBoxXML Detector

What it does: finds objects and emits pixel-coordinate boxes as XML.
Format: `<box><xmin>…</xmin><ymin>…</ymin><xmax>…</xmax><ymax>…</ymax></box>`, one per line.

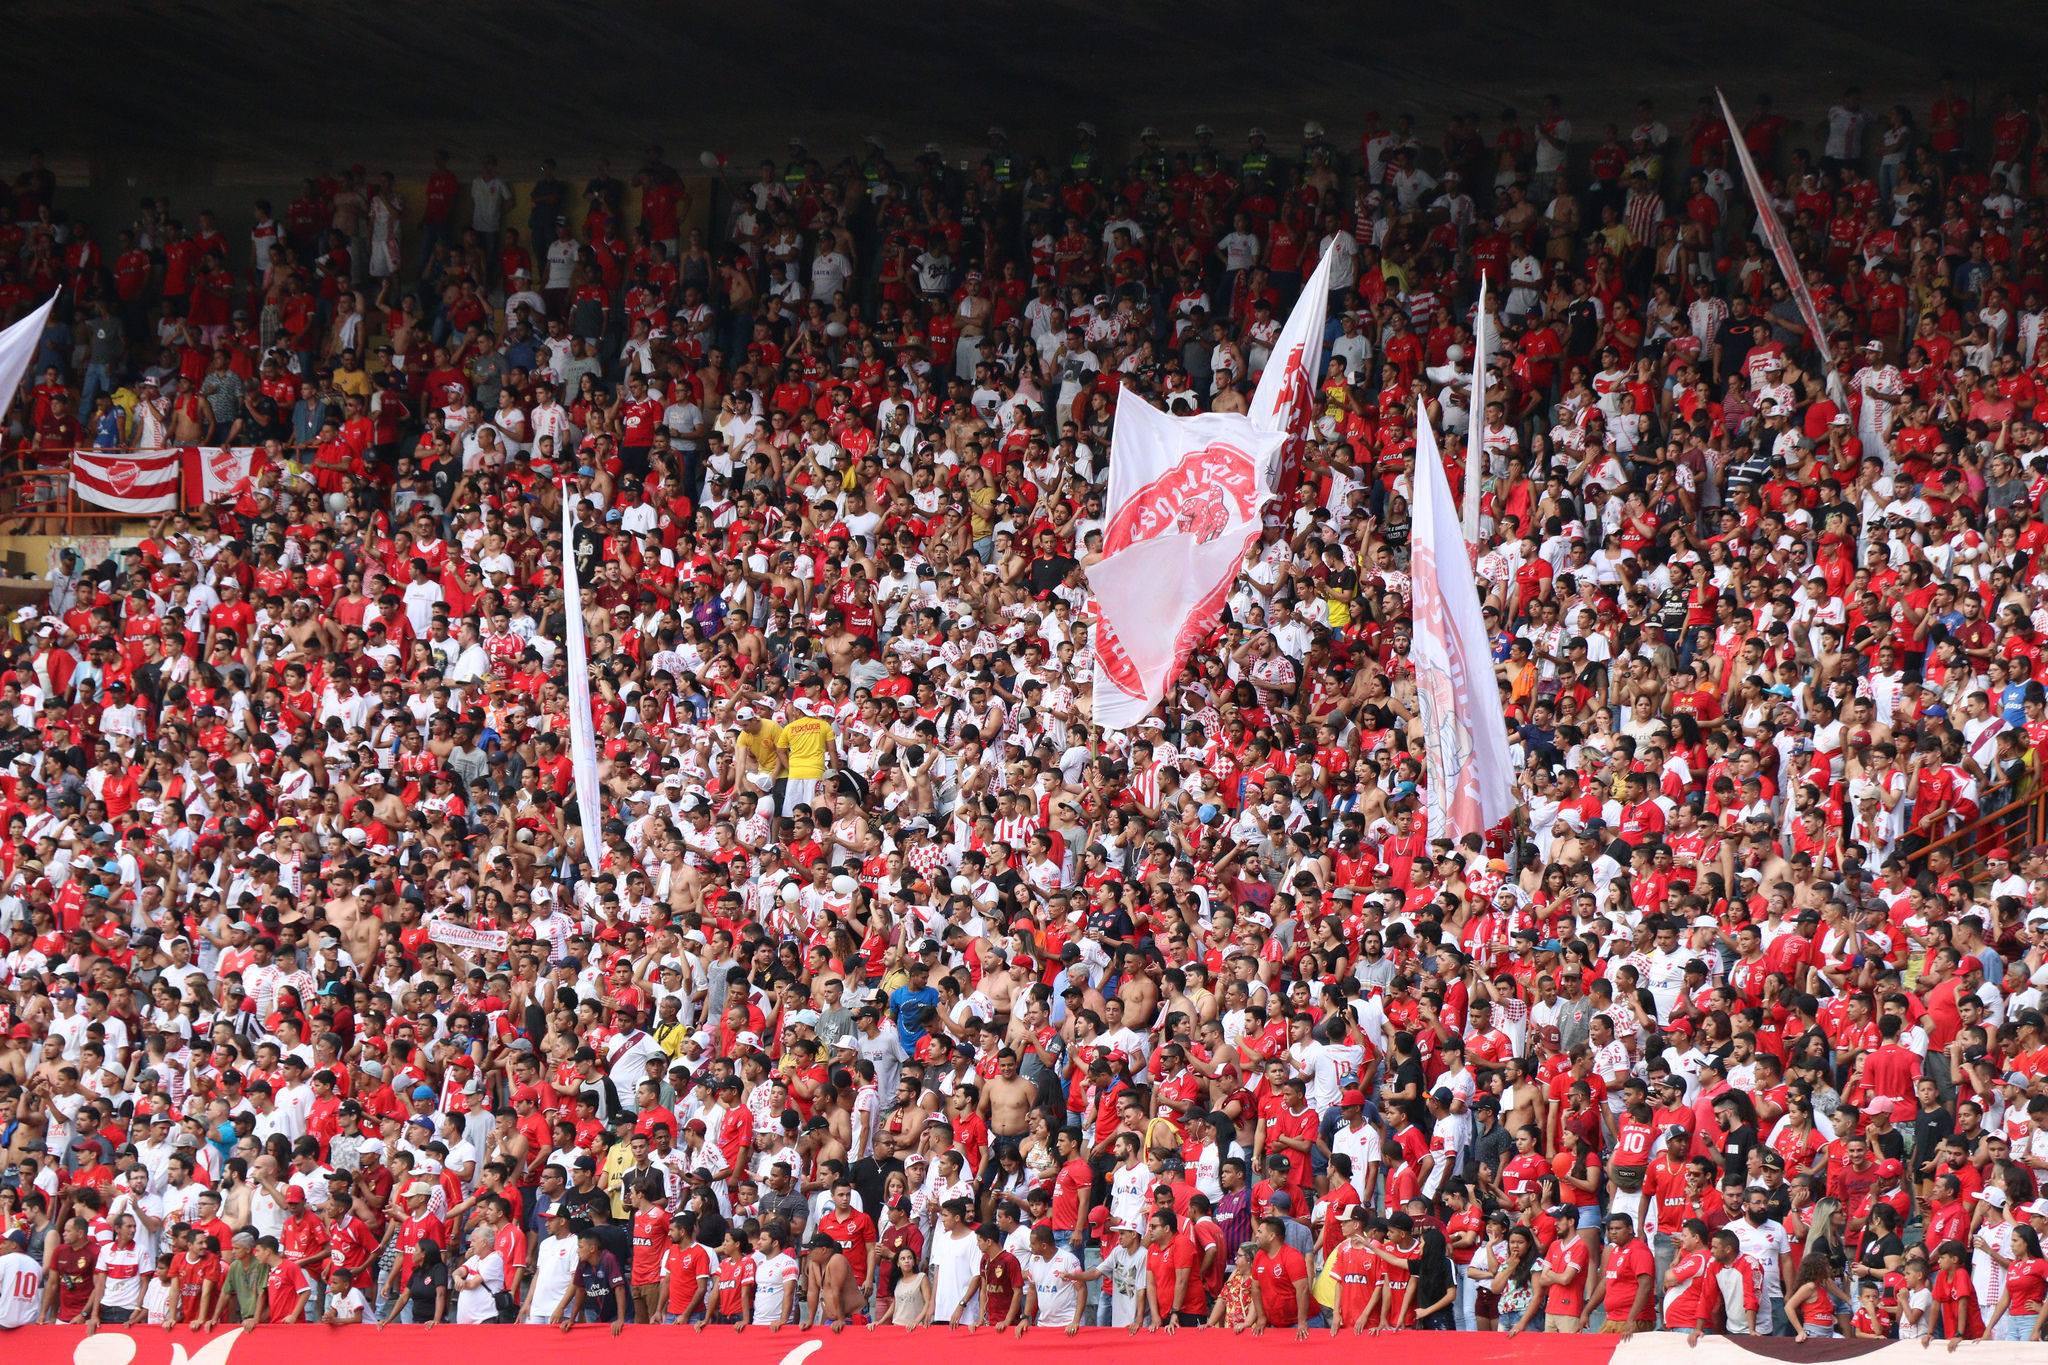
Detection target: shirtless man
<box><xmin>1116</xmin><ymin>950</ymin><xmax>1160</xmax><ymax>1030</ymax></box>
<box><xmin>977</xmin><ymin>959</ymin><xmax>1022</xmax><ymax>1026</ymax></box>
<box><xmin>322</xmin><ymin>873</ymin><xmax>381</xmax><ymax>966</ymax></box>
<box><xmin>4</xmin><ymin>1072</ymin><xmax>49</xmax><ymax>1163</ymax></box>
<box><xmin>802</xmin><ymin>1236</ymin><xmax>864</xmax><ymax>1329</ymax></box>
<box><xmin>982</xmin><ymin>1048</ymin><xmax>1039</xmax><ymax>1162</ymax></box>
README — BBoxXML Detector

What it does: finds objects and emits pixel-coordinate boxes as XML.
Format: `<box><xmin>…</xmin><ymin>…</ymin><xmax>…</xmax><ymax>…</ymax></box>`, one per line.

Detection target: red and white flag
<box><xmin>184</xmin><ymin>445</ymin><xmax>265</xmax><ymax>504</ymax></box>
<box><xmin>561</xmin><ymin>494</ymin><xmax>605</xmax><ymax>872</ymax></box>
<box><xmin>1086</xmin><ymin>391</ymin><xmax>1284</xmax><ymax>731</ymax></box>
<box><xmin>69</xmin><ymin>449</ymin><xmax>179</xmax><ymax>514</ymax></box>
<box><xmin>1718</xmin><ymin>87</ymin><xmax>1832</xmax><ymax>366</ymax></box>
<box><xmin>1410</xmin><ymin>409</ymin><xmax>1517</xmax><ymax>841</ymax></box>
<box><xmin>1249</xmin><ymin>247</ymin><xmax>1335</xmax><ymax>493</ymax></box>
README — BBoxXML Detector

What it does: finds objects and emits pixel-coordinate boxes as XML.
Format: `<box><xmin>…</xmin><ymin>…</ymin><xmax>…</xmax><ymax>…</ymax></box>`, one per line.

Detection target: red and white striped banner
<box><xmin>69</xmin><ymin>448</ymin><xmax>180</xmax><ymax>513</ymax></box>
<box><xmin>67</xmin><ymin>446</ymin><xmax>267</xmax><ymax>515</ymax></box>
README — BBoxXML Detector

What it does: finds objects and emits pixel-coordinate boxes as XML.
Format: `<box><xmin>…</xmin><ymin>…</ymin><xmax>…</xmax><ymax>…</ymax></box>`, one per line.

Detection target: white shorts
<box><xmin>781</xmin><ymin>776</ymin><xmax>820</xmax><ymax>816</ymax></box>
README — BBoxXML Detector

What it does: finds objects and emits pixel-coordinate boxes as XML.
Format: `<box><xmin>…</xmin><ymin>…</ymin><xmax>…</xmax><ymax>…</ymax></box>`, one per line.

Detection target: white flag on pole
<box><xmin>1462</xmin><ymin>278</ymin><xmax>1487</xmax><ymax>544</ymax></box>
<box><xmin>560</xmin><ymin>496</ymin><xmax>605</xmax><ymax>872</ymax></box>
<box><xmin>1249</xmin><ymin>248</ymin><xmax>1335</xmax><ymax>491</ymax></box>
<box><xmin>1087</xmin><ymin>391</ymin><xmax>1285</xmax><ymax>730</ymax></box>
<box><xmin>1410</xmin><ymin>407</ymin><xmax>1517</xmax><ymax>841</ymax></box>
<box><xmin>1717</xmin><ymin>88</ymin><xmax>1832</xmax><ymax>366</ymax></box>
<box><xmin>0</xmin><ymin>292</ymin><xmax>59</xmax><ymax>429</ymax></box>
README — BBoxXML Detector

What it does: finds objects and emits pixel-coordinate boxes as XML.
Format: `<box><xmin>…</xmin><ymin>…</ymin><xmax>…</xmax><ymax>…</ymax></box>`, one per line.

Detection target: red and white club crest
<box><xmin>1173</xmin><ymin>486</ymin><xmax>1230</xmax><ymax>544</ymax></box>
<box><xmin>1092</xmin><ymin>439</ymin><xmax>1260</xmax><ymax>701</ymax></box>
<box><xmin>1100</xmin><ymin>440</ymin><xmax>1260</xmax><ymax>554</ymax></box>
<box><xmin>208</xmin><ymin>447</ymin><xmax>240</xmax><ymax>483</ymax></box>
<box><xmin>103</xmin><ymin>461</ymin><xmax>139</xmax><ymax>496</ymax></box>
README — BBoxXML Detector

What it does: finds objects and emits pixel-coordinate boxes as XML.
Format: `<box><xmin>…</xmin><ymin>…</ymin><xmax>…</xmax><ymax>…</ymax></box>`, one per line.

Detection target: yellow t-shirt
<box><xmin>967</xmin><ymin>484</ymin><xmax>997</xmax><ymax>539</ymax></box>
<box><xmin>737</xmin><ymin>719</ymin><xmax>784</xmax><ymax>772</ymax></box>
<box><xmin>602</xmin><ymin>1142</ymin><xmax>636</xmax><ymax>1217</ymax></box>
<box><xmin>780</xmin><ymin>716</ymin><xmax>834</xmax><ymax>779</ymax></box>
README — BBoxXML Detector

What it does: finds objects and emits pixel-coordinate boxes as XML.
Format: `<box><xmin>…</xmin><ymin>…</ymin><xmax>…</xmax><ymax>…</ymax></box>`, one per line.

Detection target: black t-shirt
<box><xmin>1715</xmin><ymin>317</ymin><xmax>1766</xmax><ymax>368</ymax></box>
<box><xmin>1858</xmin><ymin>1229</ymin><xmax>1904</xmax><ymax>1274</ymax></box>
<box><xmin>1027</xmin><ymin>553</ymin><xmax>1077</xmax><ymax>596</ymax></box>
<box><xmin>1719</xmin><ymin>1121</ymin><xmax>1758</xmax><ymax>1180</ymax></box>
<box><xmin>557</xmin><ymin>1183</ymin><xmax>609</xmax><ymax>1225</ymax></box>
<box><xmin>1563</xmin><ymin>297</ymin><xmax>1599</xmax><ymax>355</ymax></box>
<box><xmin>1388</xmin><ymin>1057</ymin><xmax>1426</xmax><ymax>1106</ymax></box>
<box><xmin>572</xmin><ymin>523</ymin><xmax>604</xmax><ymax>581</ymax></box>
<box><xmin>407</xmin><ymin>1261</ymin><xmax>449</xmax><ymax>1321</ymax></box>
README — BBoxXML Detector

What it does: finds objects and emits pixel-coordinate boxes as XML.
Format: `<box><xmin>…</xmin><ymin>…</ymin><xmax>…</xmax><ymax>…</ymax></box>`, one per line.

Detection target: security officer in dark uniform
<box><xmin>915</xmin><ymin>142</ymin><xmax>951</xmax><ymax>197</ymax></box>
<box><xmin>1067</xmin><ymin>120</ymin><xmax>1101</xmax><ymax>182</ymax></box>
<box><xmin>1132</xmin><ymin>126</ymin><xmax>1168</xmax><ymax>181</ymax></box>
<box><xmin>1241</xmin><ymin>126</ymin><xmax>1274</xmax><ymax>184</ymax></box>
<box><xmin>985</xmin><ymin>125</ymin><xmax>1017</xmax><ymax>188</ymax></box>
<box><xmin>859</xmin><ymin>135</ymin><xmax>888</xmax><ymax>192</ymax></box>
<box><xmin>1302</xmin><ymin>119</ymin><xmax>1342</xmax><ymax>179</ymax></box>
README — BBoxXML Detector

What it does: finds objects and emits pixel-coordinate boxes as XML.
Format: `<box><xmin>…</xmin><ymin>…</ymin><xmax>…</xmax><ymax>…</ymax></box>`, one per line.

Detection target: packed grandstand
<box><xmin>0</xmin><ymin>87</ymin><xmax>2044</xmax><ymax>1346</ymax></box>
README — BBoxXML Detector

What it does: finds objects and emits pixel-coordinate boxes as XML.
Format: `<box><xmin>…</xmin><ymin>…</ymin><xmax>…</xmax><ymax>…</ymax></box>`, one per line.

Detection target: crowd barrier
<box><xmin>15</xmin><ymin>1325</ymin><xmax>2040</xmax><ymax>1365</ymax></box>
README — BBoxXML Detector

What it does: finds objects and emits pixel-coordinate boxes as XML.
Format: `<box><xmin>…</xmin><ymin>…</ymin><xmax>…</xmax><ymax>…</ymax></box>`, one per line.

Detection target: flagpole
<box><xmin>560</xmin><ymin>494</ymin><xmax>605</xmax><ymax>874</ymax></box>
<box><xmin>1717</xmin><ymin>88</ymin><xmax>1832</xmax><ymax>369</ymax></box>
<box><xmin>1462</xmin><ymin>278</ymin><xmax>1487</xmax><ymax>544</ymax></box>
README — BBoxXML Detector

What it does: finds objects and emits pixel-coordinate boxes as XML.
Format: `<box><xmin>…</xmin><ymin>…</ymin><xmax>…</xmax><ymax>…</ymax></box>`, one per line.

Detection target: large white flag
<box><xmin>1718</xmin><ymin>88</ymin><xmax>1832</xmax><ymax>366</ymax></box>
<box><xmin>1087</xmin><ymin>391</ymin><xmax>1285</xmax><ymax>730</ymax></box>
<box><xmin>0</xmin><ymin>292</ymin><xmax>59</xmax><ymax>431</ymax></box>
<box><xmin>560</xmin><ymin>496</ymin><xmax>605</xmax><ymax>872</ymax></box>
<box><xmin>1249</xmin><ymin>248</ymin><xmax>1335</xmax><ymax>490</ymax></box>
<box><xmin>1410</xmin><ymin>408</ymin><xmax>1517</xmax><ymax>842</ymax></box>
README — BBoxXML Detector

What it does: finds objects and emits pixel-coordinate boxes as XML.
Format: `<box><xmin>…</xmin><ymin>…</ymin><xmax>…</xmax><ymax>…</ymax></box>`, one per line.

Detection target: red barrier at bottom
<box><xmin>4</xmin><ymin>1324</ymin><xmax>1632</xmax><ymax>1365</ymax></box>
<box><xmin>19</xmin><ymin>1326</ymin><xmax>1992</xmax><ymax>1365</ymax></box>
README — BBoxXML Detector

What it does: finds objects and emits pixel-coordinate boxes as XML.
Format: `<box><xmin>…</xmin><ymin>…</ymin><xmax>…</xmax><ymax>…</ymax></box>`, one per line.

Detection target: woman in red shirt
<box><xmin>1983</xmin><ymin>1223</ymin><xmax>2048</xmax><ymax>1342</ymax></box>
<box><xmin>1787</xmin><ymin>1252</ymin><xmax>1843</xmax><ymax>1340</ymax></box>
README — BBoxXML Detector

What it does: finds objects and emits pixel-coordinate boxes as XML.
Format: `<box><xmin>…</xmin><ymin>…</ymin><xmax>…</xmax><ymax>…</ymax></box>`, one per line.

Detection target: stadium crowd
<box><xmin>2</xmin><ymin>84</ymin><xmax>2048</xmax><ymax>1343</ymax></box>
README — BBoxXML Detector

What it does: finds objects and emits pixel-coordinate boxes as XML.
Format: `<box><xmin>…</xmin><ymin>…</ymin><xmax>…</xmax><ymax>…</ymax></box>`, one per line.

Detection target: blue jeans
<box><xmin>1996</xmin><ymin>1313</ymin><xmax>2039</xmax><ymax>1342</ymax></box>
<box><xmin>81</xmin><ymin>362</ymin><xmax>112</xmax><ymax>412</ymax></box>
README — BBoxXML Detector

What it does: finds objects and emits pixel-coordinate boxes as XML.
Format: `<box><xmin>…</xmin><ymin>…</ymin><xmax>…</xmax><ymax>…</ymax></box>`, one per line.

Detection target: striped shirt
<box><xmin>1624</xmin><ymin>188</ymin><xmax>1666</xmax><ymax>250</ymax></box>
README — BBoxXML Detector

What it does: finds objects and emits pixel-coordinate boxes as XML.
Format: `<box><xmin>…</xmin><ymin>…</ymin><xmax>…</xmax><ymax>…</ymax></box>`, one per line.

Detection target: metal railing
<box><xmin>0</xmin><ymin>462</ymin><xmax>123</xmax><ymax>535</ymax></box>
<box><xmin>0</xmin><ymin>441</ymin><xmax>322</xmax><ymax>535</ymax></box>
<box><xmin>1906</xmin><ymin>782</ymin><xmax>2048</xmax><ymax>877</ymax></box>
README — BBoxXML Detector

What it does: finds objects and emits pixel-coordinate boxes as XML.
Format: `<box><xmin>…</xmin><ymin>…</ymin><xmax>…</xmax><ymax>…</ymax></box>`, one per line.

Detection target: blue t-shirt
<box><xmin>2002</xmin><ymin>682</ymin><xmax>2030</xmax><ymax>727</ymax></box>
<box><xmin>888</xmin><ymin>983</ymin><xmax>939</xmax><ymax>1051</ymax></box>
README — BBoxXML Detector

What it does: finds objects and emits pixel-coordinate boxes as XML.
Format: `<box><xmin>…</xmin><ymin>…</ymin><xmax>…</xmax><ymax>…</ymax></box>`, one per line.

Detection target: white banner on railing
<box><xmin>427</xmin><ymin>919</ymin><xmax>511</xmax><ymax>953</ymax></box>
<box><xmin>70</xmin><ymin>448</ymin><xmax>180</xmax><ymax>514</ymax></box>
